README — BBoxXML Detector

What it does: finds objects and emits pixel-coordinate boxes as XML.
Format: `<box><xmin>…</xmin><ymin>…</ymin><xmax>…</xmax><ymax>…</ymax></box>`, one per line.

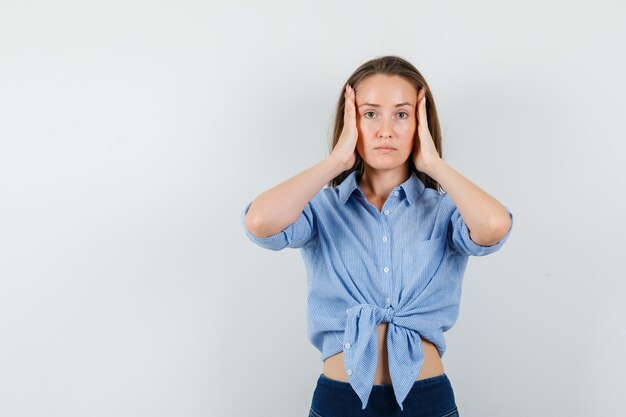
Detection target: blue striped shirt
<box><xmin>240</xmin><ymin>169</ymin><xmax>514</xmax><ymax>411</ymax></box>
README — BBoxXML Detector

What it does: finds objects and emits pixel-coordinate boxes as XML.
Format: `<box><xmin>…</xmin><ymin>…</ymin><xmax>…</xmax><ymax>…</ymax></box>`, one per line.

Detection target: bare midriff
<box><xmin>322</xmin><ymin>322</ymin><xmax>444</xmax><ymax>384</ymax></box>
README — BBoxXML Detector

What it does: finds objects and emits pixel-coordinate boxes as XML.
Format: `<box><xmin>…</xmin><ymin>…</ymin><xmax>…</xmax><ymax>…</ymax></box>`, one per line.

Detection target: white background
<box><xmin>1</xmin><ymin>1</ymin><xmax>625</xmax><ymax>416</ymax></box>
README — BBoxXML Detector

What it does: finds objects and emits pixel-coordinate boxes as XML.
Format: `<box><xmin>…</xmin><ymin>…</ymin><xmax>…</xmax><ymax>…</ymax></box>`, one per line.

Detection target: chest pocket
<box><xmin>401</xmin><ymin>236</ymin><xmax>447</xmax><ymax>296</ymax></box>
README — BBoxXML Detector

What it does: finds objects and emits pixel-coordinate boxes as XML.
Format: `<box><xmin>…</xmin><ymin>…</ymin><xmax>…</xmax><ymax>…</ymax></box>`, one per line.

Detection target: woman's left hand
<box><xmin>412</xmin><ymin>87</ymin><xmax>441</xmax><ymax>174</ymax></box>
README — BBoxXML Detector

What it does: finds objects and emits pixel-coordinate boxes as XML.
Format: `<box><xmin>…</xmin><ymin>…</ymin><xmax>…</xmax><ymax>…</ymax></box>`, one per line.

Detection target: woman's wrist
<box><xmin>327</xmin><ymin>152</ymin><xmax>351</xmax><ymax>174</ymax></box>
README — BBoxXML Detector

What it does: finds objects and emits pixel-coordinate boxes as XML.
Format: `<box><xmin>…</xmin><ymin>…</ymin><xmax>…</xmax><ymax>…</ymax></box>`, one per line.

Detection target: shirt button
<box><xmin>382</xmin><ymin>235</ymin><xmax>388</xmax><ymax>242</ymax></box>
<box><xmin>347</xmin><ymin>369</ymin><xmax>352</xmax><ymax>375</ymax></box>
<box><xmin>384</xmin><ymin>210</ymin><xmax>390</xmax><ymax>215</ymax></box>
<box><xmin>386</xmin><ymin>297</ymin><xmax>390</xmax><ymax>303</ymax></box>
<box><xmin>383</xmin><ymin>266</ymin><xmax>389</xmax><ymax>273</ymax></box>
<box><xmin>346</xmin><ymin>309</ymin><xmax>350</xmax><ymax>313</ymax></box>
<box><xmin>345</xmin><ymin>343</ymin><xmax>351</xmax><ymax>349</ymax></box>
<box><xmin>393</xmin><ymin>191</ymin><xmax>399</xmax><ymax>196</ymax></box>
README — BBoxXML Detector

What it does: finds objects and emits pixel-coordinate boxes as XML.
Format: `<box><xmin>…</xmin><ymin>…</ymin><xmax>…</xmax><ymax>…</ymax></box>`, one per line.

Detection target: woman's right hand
<box><xmin>331</xmin><ymin>84</ymin><xmax>358</xmax><ymax>172</ymax></box>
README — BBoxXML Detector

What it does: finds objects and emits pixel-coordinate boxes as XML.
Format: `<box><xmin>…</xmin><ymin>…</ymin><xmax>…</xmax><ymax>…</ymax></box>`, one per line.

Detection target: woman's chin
<box><xmin>363</xmin><ymin>158</ymin><xmax>407</xmax><ymax>171</ymax></box>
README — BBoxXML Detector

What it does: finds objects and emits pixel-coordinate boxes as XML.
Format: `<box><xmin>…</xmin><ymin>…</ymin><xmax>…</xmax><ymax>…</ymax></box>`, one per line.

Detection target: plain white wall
<box><xmin>1</xmin><ymin>1</ymin><xmax>624</xmax><ymax>416</ymax></box>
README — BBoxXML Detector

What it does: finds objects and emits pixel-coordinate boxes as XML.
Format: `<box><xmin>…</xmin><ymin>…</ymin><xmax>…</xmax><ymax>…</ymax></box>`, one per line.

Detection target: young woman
<box><xmin>241</xmin><ymin>55</ymin><xmax>513</xmax><ymax>417</ymax></box>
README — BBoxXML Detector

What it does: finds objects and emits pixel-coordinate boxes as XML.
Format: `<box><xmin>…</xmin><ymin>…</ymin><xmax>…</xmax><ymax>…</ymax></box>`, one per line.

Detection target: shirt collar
<box><xmin>337</xmin><ymin>170</ymin><xmax>425</xmax><ymax>205</ymax></box>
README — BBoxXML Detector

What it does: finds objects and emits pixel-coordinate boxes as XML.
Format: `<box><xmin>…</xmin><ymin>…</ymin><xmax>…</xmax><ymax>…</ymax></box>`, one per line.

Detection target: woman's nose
<box><xmin>378</xmin><ymin>117</ymin><xmax>392</xmax><ymax>137</ymax></box>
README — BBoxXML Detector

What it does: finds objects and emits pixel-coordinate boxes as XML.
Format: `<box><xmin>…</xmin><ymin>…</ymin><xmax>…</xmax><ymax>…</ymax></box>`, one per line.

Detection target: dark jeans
<box><xmin>309</xmin><ymin>373</ymin><xmax>459</xmax><ymax>417</ymax></box>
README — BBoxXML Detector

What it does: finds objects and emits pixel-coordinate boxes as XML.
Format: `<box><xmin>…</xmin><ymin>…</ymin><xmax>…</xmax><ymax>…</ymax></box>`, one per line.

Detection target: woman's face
<box><xmin>354</xmin><ymin>74</ymin><xmax>417</xmax><ymax>171</ymax></box>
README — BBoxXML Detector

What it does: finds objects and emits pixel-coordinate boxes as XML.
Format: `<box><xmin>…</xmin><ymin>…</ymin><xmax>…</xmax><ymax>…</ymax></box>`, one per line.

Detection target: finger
<box><xmin>418</xmin><ymin>91</ymin><xmax>428</xmax><ymax>126</ymax></box>
<box><xmin>346</xmin><ymin>84</ymin><xmax>353</xmax><ymax>102</ymax></box>
<box><xmin>344</xmin><ymin>85</ymin><xmax>356</xmax><ymax>124</ymax></box>
<box><xmin>416</xmin><ymin>87</ymin><xmax>424</xmax><ymax>111</ymax></box>
<box><xmin>344</xmin><ymin>85</ymin><xmax>352</xmax><ymax>112</ymax></box>
<box><xmin>348</xmin><ymin>85</ymin><xmax>354</xmax><ymax>107</ymax></box>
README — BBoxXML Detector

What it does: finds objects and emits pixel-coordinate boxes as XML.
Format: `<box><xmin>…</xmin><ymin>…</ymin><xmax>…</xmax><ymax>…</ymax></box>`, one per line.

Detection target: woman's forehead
<box><xmin>356</xmin><ymin>75</ymin><xmax>416</xmax><ymax>105</ymax></box>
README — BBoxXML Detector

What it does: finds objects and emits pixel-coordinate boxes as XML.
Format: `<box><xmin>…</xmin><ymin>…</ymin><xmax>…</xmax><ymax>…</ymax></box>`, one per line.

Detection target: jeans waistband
<box><xmin>317</xmin><ymin>372</ymin><xmax>450</xmax><ymax>394</ymax></box>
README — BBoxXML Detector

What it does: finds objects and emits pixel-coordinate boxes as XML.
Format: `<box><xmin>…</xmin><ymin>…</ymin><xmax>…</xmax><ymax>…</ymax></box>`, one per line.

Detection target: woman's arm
<box><xmin>245</xmin><ymin>83</ymin><xmax>359</xmax><ymax>239</ymax></box>
<box><xmin>411</xmin><ymin>88</ymin><xmax>511</xmax><ymax>247</ymax></box>
<box><xmin>244</xmin><ymin>155</ymin><xmax>345</xmax><ymax>238</ymax></box>
<box><xmin>424</xmin><ymin>158</ymin><xmax>512</xmax><ymax>246</ymax></box>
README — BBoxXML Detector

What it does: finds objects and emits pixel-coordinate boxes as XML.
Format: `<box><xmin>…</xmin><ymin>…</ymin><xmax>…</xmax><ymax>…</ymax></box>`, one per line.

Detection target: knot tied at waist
<box><xmin>342</xmin><ymin>303</ymin><xmax>427</xmax><ymax>411</ymax></box>
<box><xmin>345</xmin><ymin>303</ymin><xmax>395</xmax><ymax>323</ymax></box>
<box><xmin>381</xmin><ymin>306</ymin><xmax>395</xmax><ymax>323</ymax></box>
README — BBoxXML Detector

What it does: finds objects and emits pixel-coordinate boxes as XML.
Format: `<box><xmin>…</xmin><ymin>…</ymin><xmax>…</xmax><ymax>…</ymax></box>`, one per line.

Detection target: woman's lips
<box><xmin>376</xmin><ymin>147</ymin><xmax>395</xmax><ymax>152</ymax></box>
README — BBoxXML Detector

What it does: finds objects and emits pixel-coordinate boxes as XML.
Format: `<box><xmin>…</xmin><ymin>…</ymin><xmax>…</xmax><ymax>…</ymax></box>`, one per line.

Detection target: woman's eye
<box><xmin>363</xmin><ymin>111</ymin><xmax>409</xmax><ymax>119</ymax></box>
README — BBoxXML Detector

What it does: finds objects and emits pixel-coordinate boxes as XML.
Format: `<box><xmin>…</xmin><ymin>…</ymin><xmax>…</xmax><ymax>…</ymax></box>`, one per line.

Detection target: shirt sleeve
<box><xmin>240</xmin><ymin>200</ymin><xmax>316</xmax><ymax>251</ymax></box>
<box><xmin>441</xmin><ymin>193</ymin><xmax>514</xmax><ymax>257</ymax></box>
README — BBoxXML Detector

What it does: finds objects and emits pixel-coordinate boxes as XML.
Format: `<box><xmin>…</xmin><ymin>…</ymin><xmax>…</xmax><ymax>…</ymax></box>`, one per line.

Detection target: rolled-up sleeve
<box><xmin>442</xmin><ymin>193</ymin><xmax>514</xmax><ymax>257</ymax></box>
<box><xmin>240</xmin><ymin>200</ymin><xmax>316</xmax><ymax>251</ymax></box>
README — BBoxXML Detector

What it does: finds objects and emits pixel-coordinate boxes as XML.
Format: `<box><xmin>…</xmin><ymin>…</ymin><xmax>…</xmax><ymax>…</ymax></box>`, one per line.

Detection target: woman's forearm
<box><xmin>425</xmin><ymin>158</ymin><xmax>512</xmax><ymax>246</ymax></box>
<box><xmin>244</xmin><ymin>155</ymin><xmax>346</xmax><ymax>238</ymax></box>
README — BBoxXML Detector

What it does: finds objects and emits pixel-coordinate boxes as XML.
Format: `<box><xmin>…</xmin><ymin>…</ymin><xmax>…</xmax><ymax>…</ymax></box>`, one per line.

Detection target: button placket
<box><xmin>380</xmin><ymin>198</ymin><xmax>395</xmax><ymax>310</ymax></box>
<box><xmin>344</xmin><ymin>310</ymin><xmax>354</xmax><ymax>373</ymax></box>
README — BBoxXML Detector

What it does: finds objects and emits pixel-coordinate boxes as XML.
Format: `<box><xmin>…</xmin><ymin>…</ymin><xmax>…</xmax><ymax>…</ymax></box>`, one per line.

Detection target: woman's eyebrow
<box><xmin>358</xmin><ymin>102</ymin><xmax>414</xmax><ymax>108</ymax></box>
